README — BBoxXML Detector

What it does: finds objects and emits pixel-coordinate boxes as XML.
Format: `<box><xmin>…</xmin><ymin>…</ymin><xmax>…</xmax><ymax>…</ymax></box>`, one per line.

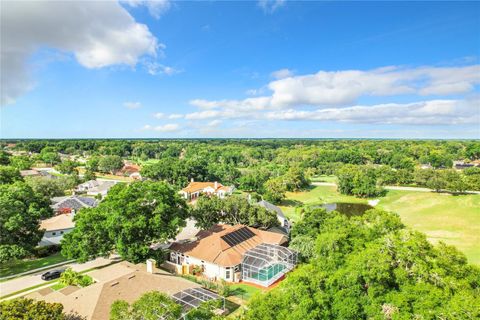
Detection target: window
<box><xmin>60</xmin><ymin>231</ymin><xmax>64</xmax><ymax>234</ymax></box>
<box><xmin>234</xmin><ymin>265</ymin><xmax>240</xmax><ymax>272</ymax></box>
<box><xmin>225</xmin><ymin>268</ymin><xmax>231</xmax><ymax>279</ymax></box>
<box><xmin>52</xmin><ymin>232</ymin><xmax>56</xmax><ymax>236</ymax></box>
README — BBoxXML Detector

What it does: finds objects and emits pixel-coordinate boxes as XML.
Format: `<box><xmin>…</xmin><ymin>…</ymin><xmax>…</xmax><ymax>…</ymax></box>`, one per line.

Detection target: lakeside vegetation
<box><xmin>279</xmin><ymin>184</ymin><xmax>480</xmax><ymax>265</ymax></box>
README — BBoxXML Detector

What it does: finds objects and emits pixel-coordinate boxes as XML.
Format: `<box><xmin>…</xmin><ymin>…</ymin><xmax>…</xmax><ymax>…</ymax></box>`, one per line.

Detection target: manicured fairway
<box><xmin>377</xmin><ymin>190</ymin><xmax>480</xmax><ymax>265</ymax></box>
<box><xmin>280</xmin><ymin>185</ymin><xmax>480</xmax><ymax>265</ymax></box>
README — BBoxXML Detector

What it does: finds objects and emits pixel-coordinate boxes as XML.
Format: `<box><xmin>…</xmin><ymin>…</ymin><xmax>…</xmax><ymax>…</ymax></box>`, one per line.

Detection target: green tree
<box><xmin>83</xmin><ymin>168</ymin><xmax>97</xmax><ymax>181</ymax></box>
<box><xmin>62</xmin><ymin>181</ymin><xmax>188</xmax><ymax>263</ymax></box>
<box><xmin>9</xmin><ymin>155</ymin><xmax>34</xmax><ymax>170</ymax></box>
<box><xmin>55</xmin><ymin>160</ymin><xmax>78</xmax><ymax>175</ymax></box>
<box><xmin>59</xmin><ymin>268</ymin><xmax>93</xmax><ymax>287</ymax></box>
<box><xmin>0</xmin><ymin>151</ymin><xmax>10</xmax><ymax>165</ymax></box>
<box><xmin>442</xmin><ymin>169</ymin><xmax>468</xmax><ymax>193</ymax></box>
<box><xmin>40</xmin><ymin>147</ymin><xmax>60</xmax><ymax>165</ymax></box>
<box><xmin>0</xmin><ymin>298</ymin><xmax>64</xmax><ymax>320</ymax></box>
<box><xmin>426</xmin><ymin>170</ymin><xmax>447</xmax><ymax>192</ymax></box>
<box><xmin>263</xmin><ymin>177</ymin><xmax>286</xmax><ymax>204</ymax></box>
<box><xmin>283</xmin><ymin>166</ymin><xmax>310</xmax><ymax>191</ymax></box>
<box><xmin>110</xmin><ymin>291</ymin><xmax>182</xmax><ymax>320</ymax></box>
<box><xmin>337</xmin><ymin>165</ymin><xmax>382</xmax><ymax>197</ymax></box>
<box><xmin>0</xmin><ymin>182</ymin><xmax>53</xmax><ymax>262</ymax></box>
<box><xmin>0</xmin><ymin>166</ymin><xmax>23</xmax><ymax>184</ymax></box>
<box><xmin>98</xmin><ymin>155</ymin><xmax>123</xmax><ymax>174</ymax></box>
<box><xmin>25</xmin><ymin>176</ymin><xmax>65</xmax><ymax>198</ymax></box>
<box><xmin>191</xmin><ymin>195</ymin><xmax>278</xmax><ymax>230</ymax></box>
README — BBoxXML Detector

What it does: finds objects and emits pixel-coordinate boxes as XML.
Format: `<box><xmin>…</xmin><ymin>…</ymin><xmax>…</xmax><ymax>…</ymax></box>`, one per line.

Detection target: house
<box><xmin>51</xmin><ymin>195</ymin><xmax>98</xmax><ymax>214</ymax></box>
<box><xmin>39</xmin><ymin>213</ymin><xmax>75</xmax><ymax>246</ymax></box>
<box><xmin>453</xmin><ymin>160</ymin><xmax>475</xmax><ymax>170</ymax></box>
<box><xmin>20</xmin><ymin>169</ymin><xmax>56</xmax><ymax>179</ymax></box>
<box><xmin>76</xmin><ymin>180</ymin><xmax>116</xmax><ymax>197</ymax></box>
<box><xmin>20</xmin><ymin>169</ymin><xmax>42</xmax><ymax>177</ymax></box>
<box><xmin>179</xmin><ymin>180</ymin><xmax>234</xmax><ymax>201</ymax></box>
<box><xmin>166</xmin><ymin>224</ymin><xmax>297</xmax><ymax>287</ymax></box>
<box><xmin>117</xmin><ymin>163</ymin><xmax>142</xmax><ymax>179</ymax></box>
<box><xmin>257</xmin><ymin>200</ymin><xmax>291</xmax><ymax>233</ymax></box>
<box><xmin>26</xmin><ymin>262</ymin><xmax>206</xmax><ymax>320</ymax></box>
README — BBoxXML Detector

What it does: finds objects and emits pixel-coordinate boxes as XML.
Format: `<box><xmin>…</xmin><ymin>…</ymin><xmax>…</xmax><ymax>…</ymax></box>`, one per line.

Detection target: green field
<box><xmin>229</xmin><ymin>283</ymin><xmax>262</xmax><ymax>301</ymax></box>
<box><xmin>280</xmin><ymin>185</ymin><xmax>480</xmax><ymax>265</ymax></box>
<box><xmin>0</xmin><ymin>252</ymin><xmax>70</xmax><ymax>278</ymax></box>
<box><xmin>377</xmin><ymin>189</ymin><xmax>480</xmax><ymax>265</ymax></box>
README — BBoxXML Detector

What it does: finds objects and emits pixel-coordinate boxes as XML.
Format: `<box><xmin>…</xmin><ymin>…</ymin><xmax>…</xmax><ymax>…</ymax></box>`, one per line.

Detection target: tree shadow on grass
<box><xmin>280</xmin><ymin>199</ymin><xmax>303</xmax><ymax>207</ymax></box>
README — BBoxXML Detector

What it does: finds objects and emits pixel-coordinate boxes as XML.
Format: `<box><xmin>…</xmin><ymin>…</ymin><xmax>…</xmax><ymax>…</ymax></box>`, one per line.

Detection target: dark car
<box><xmin>41</xmin><ymin>270</ymin><xmax>62</xmax><ymax>281</ymax></box>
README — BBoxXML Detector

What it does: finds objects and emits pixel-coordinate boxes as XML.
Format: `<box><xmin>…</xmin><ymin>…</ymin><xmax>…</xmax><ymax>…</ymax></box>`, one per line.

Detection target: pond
<box><xmin>312</xmin><ymin>202</ymin><xmax>373</xmax><ymax>217</ymax></box>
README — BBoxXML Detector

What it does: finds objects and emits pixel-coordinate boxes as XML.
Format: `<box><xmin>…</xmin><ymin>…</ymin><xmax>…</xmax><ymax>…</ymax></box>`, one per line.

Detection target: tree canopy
<box><xmin>61</xmin><ymin>181</ymin><xmax>189</xmax><ymax>263</ymax></box>
<box><xmin>191</xmin><ymin>195</ymin><xmax>279</xmax><ymax>230</ymax></box>
<box><xmin>0</xmin><ymin>181</ymin><xmax>53</xmax><ymax>262</ymax></box>
<box><xmin>243</xmin><ymin>208</ymin><xmax>480</xmax><ymax>320</ymax></box>
<box><xmin>110</xmin><ymin>291</ymin><xmax>182</xmax><ymax>320</ymax></box>
<box><xmin>0</xmin><ymin>298</ymin><xmax>64</xmax><ymax>320</ymax></box>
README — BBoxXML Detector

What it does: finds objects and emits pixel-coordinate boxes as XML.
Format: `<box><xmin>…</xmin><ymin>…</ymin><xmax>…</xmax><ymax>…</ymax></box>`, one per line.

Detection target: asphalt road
<box><xmin>0</xmin><ymin>257</ymin><xmax>116</xmax><ymax>298</ymax></box>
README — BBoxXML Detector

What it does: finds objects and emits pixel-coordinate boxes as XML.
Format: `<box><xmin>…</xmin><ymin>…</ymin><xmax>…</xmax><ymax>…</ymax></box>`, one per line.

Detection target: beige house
<box><xmin>39</xmin><ymin>213</ymin><xmax>75</xmax><ymax>246</ymax></box>
<box><xmin>165</xmin><ymin>224</ymin><xmax>291</xmax><ymax>285</ymax></box>
<box><xmin>179</xmin><ymin>180</ymin><xmax>234</xmax><ymax>201</ymax></box>
<box><xmin>27</xmin><ymin>262</ymin><xmax>200</xmax><ymax>320</ymax></box>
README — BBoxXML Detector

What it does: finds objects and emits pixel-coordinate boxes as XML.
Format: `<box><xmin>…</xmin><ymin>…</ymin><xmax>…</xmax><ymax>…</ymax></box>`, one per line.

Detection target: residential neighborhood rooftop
<box><xmin>40</xmin><ymin>213</ymin><xmax>75</xmax><ymax>232</ymax></box>
<box><xmin>169</xmin><ymin>224</ymin><xmax>288</xmax><ymax>267</ymax></box>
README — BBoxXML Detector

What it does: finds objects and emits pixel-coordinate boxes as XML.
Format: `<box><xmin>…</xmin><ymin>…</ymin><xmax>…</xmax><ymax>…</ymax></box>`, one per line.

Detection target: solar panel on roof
<box><xmin>221</xmin><ymin>226</ymin><xmax>255</xmax><ymax>246</ymax></box>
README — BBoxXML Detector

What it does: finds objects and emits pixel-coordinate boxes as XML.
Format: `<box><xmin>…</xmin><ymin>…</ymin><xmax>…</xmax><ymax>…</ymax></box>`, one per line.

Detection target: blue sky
<box><xmin>1</xmin><ymin>0</ymin><xmax>479</xmax><ymax>138</ymax></box>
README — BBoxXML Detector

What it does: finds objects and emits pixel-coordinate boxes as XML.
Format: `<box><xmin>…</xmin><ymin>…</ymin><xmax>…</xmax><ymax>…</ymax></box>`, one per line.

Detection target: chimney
<box><xmin>191</xmin><ymin>177</ymin><xmax>194</xmax><ymax>183</ymax></box>
<box><xmin>214</xmin><ymin>181</ymin><xmax>218</xmax><ymax>189</ymax></box>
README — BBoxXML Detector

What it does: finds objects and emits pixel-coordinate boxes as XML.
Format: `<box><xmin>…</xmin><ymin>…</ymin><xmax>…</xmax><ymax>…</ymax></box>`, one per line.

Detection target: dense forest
<box><xmin>2</xmin><ymin>139</ymin><xmax>479</xmax><ymax>199</ymax></box>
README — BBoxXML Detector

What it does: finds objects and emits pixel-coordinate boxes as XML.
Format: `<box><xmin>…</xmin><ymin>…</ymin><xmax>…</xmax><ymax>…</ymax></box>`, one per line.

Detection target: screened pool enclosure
<box><xmin>241</xmin><ymin>243</ymin><xmax>298</xmax><ymax>287</ymax></box>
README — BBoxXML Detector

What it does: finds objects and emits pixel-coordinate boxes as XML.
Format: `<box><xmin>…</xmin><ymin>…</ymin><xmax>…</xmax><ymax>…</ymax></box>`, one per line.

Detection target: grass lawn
<box><xmin>377</xmin><ymin>190</ymin><xmax>480</xmax><ymax>265</ymax></box>
<box><xmin>229</xmin><ymin>283</ymin><xmax>262</xmax><ymax>301</ymax></box>
<box><xmin>50</xmin><ymin>282</ymin><xmax>68</xmax><ymax>291</ymax></box>
<box><xmin>280</xmin><ymin>185</ymin><xmax>480</xmax><ymax>265</ymax></box>
<box><xmin>311</xmin><ymin>175</ymin><xmax>338</xmax><ymax>183</ymax></box>
<box><xmin>0</xmin><ymin>252</ymin><xmax>70</xmax><ymax>278</ymax></box>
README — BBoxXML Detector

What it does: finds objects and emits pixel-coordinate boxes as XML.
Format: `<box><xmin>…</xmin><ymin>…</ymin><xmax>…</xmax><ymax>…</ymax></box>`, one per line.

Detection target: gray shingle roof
<box><xmin>51</xmin><ymin>195</ymin><xmax>98</xmax><ymax>211</ymax></box>
<box><xmin>257</xmin><ymin>200</ymin><xmax>286</xmax><ymax>220</ymax></box>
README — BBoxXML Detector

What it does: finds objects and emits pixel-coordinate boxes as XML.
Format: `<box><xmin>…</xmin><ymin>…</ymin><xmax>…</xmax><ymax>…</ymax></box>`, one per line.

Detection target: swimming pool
<box><xmin>250</xmin><ymin>263</ymin><xmax>286</xmax><ymax>281</ymax></box>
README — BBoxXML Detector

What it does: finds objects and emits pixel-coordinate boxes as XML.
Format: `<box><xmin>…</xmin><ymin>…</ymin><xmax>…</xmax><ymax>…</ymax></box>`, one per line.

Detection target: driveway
<box><xmin>0</xmin><ymin>257</ymin><xmax>118</xmax><ymax>298</ymax></box>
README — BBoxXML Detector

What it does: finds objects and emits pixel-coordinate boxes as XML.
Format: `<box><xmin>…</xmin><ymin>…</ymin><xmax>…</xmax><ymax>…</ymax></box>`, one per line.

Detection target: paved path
<box><xmin>311</xmin><ymin>182</ymin><xmax>480</xmax><ymax>194</ymax></box>
<box><xmin>0</xmin><ymin>257</ymin><xmax>118</xmax><ymax>298</ymax></box>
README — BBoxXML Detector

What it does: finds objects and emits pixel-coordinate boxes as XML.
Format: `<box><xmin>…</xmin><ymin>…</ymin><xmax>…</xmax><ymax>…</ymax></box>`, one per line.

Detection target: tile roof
<box><xmin>170</xmin><ymin>224</ymin><xmax>288</xmax><ymax>267</ymax></box>
<box><xmin>180</xmin><ymin>181</ymin><xmax>232</xmax><ymax>194</ymax></box>
<box><xmin>40</xmin><ymin>213</ymin><xmax>75</xmax><ymax>231</ymax></box>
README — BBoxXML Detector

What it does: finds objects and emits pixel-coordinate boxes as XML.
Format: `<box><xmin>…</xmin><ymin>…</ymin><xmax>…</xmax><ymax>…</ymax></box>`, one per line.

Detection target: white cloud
<box><xmin>1</xmin><ymin>0</ymin><xmax>159</xmax><ymax>105</ymax></box>
<box><xmin>123</xmin><ymin>0</ymin><xmax>171</xmax><ymax>19</ymax></box>
<box><xmin>168</xmin><ymin>114</ymin><xmax>184</xmax><ymax>119</ymax></box>
<box><xmin>264</xmin><ymin>99</ymin><xmax>479</xmax><ymax>125</ymax></box>
<box><xmin>124</xmin><ymin>101</ymin><xmax>142</xmax><ymax>109</ymax></box>
<box><xmin>144</xmin><ymin>61</ymin><xmax>180</xmax><ymax>76</ymax></box>
<box><xmin>143</xmin><ymin>123</ymin><xmax>180</xmax><ymax>132</ymax></box>
<box><xmin>189</xmin><ymin>65</ymin><xmax>480</xmax><ymax>111</ymax></box>
<box><xmin>180</xmin><ymin>98</ymin><xmax>480</xmax><ymax>126</ymax></box>
<box><xmin>271</xmin><ymin>68</ymin><xmax>294</xmax><ymax>79</ymax></box>
<box><xmin>258</xmin><ymin>0</ymin><xmax>286</xmax><ymax>13</ymax></box>
<box><xmin>153</xmin><ymin>112</ymin><xmax>165</xmax><ymax>119</ymax></box>
<box><xmin>207</xmin><ymin>120</ymin><xmax>222</xmax><ymax>127</ymax></box>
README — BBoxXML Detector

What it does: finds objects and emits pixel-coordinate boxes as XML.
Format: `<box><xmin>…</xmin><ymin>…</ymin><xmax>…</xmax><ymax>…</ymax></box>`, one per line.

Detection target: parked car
<box><xmin>41</xmin><ymin>270</ymin><xmax>63</xmax><ymax>280</ymax></box>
